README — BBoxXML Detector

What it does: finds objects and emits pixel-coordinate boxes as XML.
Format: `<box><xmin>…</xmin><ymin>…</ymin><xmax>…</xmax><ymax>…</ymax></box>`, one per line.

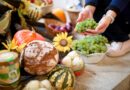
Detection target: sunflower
<box><xmin>53</xmin><ymin>32</ymin><xmax>73</xmax><ymax>53</ymax></box>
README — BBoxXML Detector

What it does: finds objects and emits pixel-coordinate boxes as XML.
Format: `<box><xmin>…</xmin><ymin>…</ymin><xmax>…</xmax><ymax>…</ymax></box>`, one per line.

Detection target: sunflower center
<box><xmin>60</xmin><ymin>39</ymin><xmax>68</xmax><ymax>46</ymax></box>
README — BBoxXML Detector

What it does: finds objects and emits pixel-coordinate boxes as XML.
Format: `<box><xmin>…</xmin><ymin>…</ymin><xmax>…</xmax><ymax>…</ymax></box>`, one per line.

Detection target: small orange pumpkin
<box><xmin>52</xmin><ymin>8</ymin><xmax>66</xmax><ymax>23</ymax></box>
<box><xmin>13</xmin><ymin>30</ymin><xmax>45</xmax><ymax>46</ymax></box>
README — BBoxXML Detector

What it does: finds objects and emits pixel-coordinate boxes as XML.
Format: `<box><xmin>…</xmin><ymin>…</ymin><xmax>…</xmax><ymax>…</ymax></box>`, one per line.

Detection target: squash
<box><xmin>52</xmin><ymin>8</ymin><xmax>66</xmax><ymax>23</ymax></box>
<box><xmin>23</xmin><ymin>80</ymin><xmax>40</xmax><ymax>90</ymax></box>
<box><xmin>62</xmin><ymin>51</ymin><xmax>85</xmax><ymax>76</ymax></box>
<box><xmin>40</xmin><ymin>79</ymin><xmax>52</xmax><ymax>90</ymax></box>
<box><xmin>23</xmin><ymin>79</ymin><xmax>52</xmax><ymax>90</ymax></box>
<box><xmin>48</xmin><ymin>65</ymin><xmax>75</xmax><ymax>90</ymax></box>
<box><xmin>13</xmin><ymin>30</ymin><xmax>45</xmax><ymax>46</ymax></box>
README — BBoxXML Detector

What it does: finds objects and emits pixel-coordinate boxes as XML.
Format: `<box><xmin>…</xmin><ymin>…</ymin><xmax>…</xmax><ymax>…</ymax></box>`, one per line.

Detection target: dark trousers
<box><xmin>93</xmin><ymin>1</ymin><xmax>130</xmax><ymax>42</ymax></box>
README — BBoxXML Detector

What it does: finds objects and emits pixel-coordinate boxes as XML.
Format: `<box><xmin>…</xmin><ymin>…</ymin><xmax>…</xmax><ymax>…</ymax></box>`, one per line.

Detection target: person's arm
<box><xmin>84</xmin><ymin>0</ymin><xmax>98</xmax><ymax>17</ymax></box>
<box><xmin>85</xmin><ymin>0</ymin><xmax>98</xmax><ymax>7</ymax></box>
<box><xmin>84</xmin><ymin>0</ymin><xmax>130</xmax><ymax>35</ymax></box>
<box><xmin>106</xmin><ymin>0</ymin><xmax>130</xmax><ymax>15</ymax></box>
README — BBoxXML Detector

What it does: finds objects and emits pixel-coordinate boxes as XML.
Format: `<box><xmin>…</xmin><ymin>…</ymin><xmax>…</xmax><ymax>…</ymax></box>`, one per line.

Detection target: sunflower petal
<box><xmin>53</xmin><ymin>42</ymin><xmax>59</xmax><ymax>46</ymax></box>
<box><xmin>55</xmin><ymin>45</ymin><xmax>63</xmax><ymax>52</ymax></box>
<box><xmin>64</xmin><ymin>32</ymin><xmax>68</xmax><ymax>37</ymax></box>
<box><xmin>64</xmin><ymin>46</ymin><xmax>70</xmax><ymax>52</ymax></box>
<box><xmin>61</xmin><ymin>32</ymin><xmax>65</xmax><ymax>39</ymax></box>
<box><xmin>53</xmin><ymin>37</ymin><xmax>60</xmax><ymax>42</ymax></box>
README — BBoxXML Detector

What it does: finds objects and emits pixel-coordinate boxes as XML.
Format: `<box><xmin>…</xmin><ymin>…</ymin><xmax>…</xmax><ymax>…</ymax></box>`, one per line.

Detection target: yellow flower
<box><xmin>2</xmin><ymin>40</ymin><xmax>18</xmax><ymax>51</ymax></box>
<box><xmin>2</xmin><ymin>39</ymin><xmax>26</xmax><ymax>53</ymax></box>
<box><xmin>53</xmin><ymin>32</ymin><xmax>73</xmax><ymax>53</ymax></box>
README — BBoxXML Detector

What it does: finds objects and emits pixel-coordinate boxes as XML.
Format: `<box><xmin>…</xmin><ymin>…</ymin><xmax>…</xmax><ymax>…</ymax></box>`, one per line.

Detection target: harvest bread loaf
<box><xmin>22</xmin><ymin>40</ymin><xmax>59</xmax><ymax>75</ymax></box>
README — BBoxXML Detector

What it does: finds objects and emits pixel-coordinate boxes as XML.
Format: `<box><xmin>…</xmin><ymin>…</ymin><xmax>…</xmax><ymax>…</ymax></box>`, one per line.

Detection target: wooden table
<box><xmin>75</xmin><ymin>53</ymin><xmax>130</xmax><ymax>90</ymax></box>
<box><xmin>0</xmin><ymin>52</ymin><xmax>130</xmax><ymax>90</ymax></box>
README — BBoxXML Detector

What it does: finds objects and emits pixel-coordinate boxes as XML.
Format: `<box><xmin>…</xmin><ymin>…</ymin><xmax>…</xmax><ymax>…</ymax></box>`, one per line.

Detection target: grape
<box><xmin>65</xmin><ymin>22</ymin><xmax>73</xmax><ymax>32</ymax></box>
<box><xmin>48</xmin><ymin>22</ymin><xmax>73</xmax><ymax>32</ymax></box>
<box><xmin>72</xmin><ymin>35</ymin><xmax>108</xmax><ymax>55</ymax></box>
<box><xmin>60</xmin><ymin>26</ymin><xmax>67</xmax><ymax>31</ymax></box>
<box><xmin>66</xmin><ymin>22</ymin><xmax>72</xmax><ymax>27</ymax></box>
<box><xmin>55</xmin><ymin>26</ymin><xmax>61</xmax><ymax>31</ymax></box>
<box><xmin>75</xmin><ymin>19</ymin><xmax>98</xmax><ymax>33</ymax></box>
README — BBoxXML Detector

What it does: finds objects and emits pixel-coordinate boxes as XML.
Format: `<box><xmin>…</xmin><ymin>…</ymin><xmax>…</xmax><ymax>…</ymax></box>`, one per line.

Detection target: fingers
<box><xmin>81</xmin><ymin>30</ymin><xmax>97</xmax><ymax>35</ymax></box>
<box><xmin>86</xmin><ymin>24</ymin><xmax>106</xmax><ymax>34</ymax></box>
<box><xmin>88</xmin><ymin>10</ymin><xmax>93</xmax><ymax>18</ymax></box>
<box><xmin>86</xmin><ymin>18</ymin><xmax>109</xmax><ymax>34</ymax></box>
<box><xmin>82</xmin><ymin>22</ymin><xmax>107</xmax><ymax>35</ymax></box>
<box><xmin>77</xmin><ymin>10</ymin><xmax>94</xmax><ymax>23</ymax></box>
<box><xmin>77</xmin><ymin>13</ymin><xmax>85</xmax><ymax>22</ymax></box>
<box><xmin>86</xmin><ymin>29</ymin><xmax>97</xmax><ymax>34</ymax></box>
<box><xmin>95</xmin><ymin>23</ymin><xmax>107</xmax><ymax>31</ymax></box>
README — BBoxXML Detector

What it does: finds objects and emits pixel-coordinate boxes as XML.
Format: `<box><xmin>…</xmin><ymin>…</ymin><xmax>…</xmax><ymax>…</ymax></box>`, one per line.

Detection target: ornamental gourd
<box><xmin>48</xmin><ymin>65</ymin><xmax>75</xmax><ymax>90</ymax></box>
<box><xmin>13</xmin><ymin>30</ymin><xmax>45</xmax><ymax>46</ymax></box>
<box><xmin>23</xmin><ymin>79</ymin><xmax>52</xmax><ymax>90</ymax></box>
<box><xmin>62</xmin><ymin>51</ymin><xmax>85</xmax><ymax>76</ymax></box>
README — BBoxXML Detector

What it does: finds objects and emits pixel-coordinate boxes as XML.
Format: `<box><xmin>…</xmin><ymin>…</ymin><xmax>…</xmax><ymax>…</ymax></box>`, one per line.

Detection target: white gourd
<box><xmin>38</xmin><ymin>88</ymin><xmax>48</xmax><ymax>90</ymax></box>
<box><xmin>24</xmin><ymin>80</ymin><xmax>40</xmax><ymax>90</ymax></box>
<box><xmin>40</xmin><ymin>79</ymin><xmax>52</xmax><ymax>90</ymax></box>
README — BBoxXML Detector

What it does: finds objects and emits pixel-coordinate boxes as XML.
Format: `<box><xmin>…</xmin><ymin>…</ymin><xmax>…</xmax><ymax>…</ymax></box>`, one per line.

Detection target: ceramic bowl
<box><xmin>79</xmin><ymin>52</ymin><xmax>106</xmax><ymax>64</ymax></box>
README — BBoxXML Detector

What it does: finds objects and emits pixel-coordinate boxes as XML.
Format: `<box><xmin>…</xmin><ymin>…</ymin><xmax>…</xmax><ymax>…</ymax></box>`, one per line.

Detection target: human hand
<box><xmin>83</xmin><ymin>10</ymin><xmax>117</xmax><ymax>35</ymax></box>
<box><xmin>83</xmin><ymin>15</ymin><xmax>112</xmax><ymax>35</ymax></box>
<box><xmin>77</xmin><ymin>5</ymin><xmax>96</xmax><ymax>22</ymax></box>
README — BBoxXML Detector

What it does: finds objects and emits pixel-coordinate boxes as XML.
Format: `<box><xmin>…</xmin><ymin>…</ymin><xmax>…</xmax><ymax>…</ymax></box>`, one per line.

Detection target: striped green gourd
<box><xmin>48</xmin><ymin>65</ymin><xmax>75</xmax><ymax>90</ymax></box>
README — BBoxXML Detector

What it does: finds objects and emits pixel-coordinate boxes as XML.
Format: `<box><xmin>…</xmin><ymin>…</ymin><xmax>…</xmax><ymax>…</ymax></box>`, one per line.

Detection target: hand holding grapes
<box><xmin>77</xmin><ymin>5</ymin><xmax>96</xmax><ymax>22</ymax></box>
<box><xmin>84</xmin><ymin>10</ymin><xmax>117</xmax><ymax>35</ymax></box>
<box><xmin>86</xmin><ymin>15</ymin><xmax>111</xmax><ymax>35</ymax></box>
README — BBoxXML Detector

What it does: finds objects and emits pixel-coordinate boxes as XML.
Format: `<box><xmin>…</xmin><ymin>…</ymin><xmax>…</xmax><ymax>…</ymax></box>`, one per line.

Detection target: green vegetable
<box><xmin>48</xmin><ymin>65</ymin><xmax>75</xmax><ymax>90</ymax></box>
<box><xmin>72</xmin><ymin>35</ymin><xmax>108</xmax><ymax>55</ymax></box>
<box><xmin>75</xmin><ymin>19</ymin><xmax>98</xmax><ymax>33</ymax></box>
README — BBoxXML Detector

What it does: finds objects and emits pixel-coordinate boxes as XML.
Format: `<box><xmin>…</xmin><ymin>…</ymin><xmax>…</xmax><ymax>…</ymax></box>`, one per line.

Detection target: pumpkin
<box><xmin>52</xmin><ymin>8</ymin><xmax>66</xmax><ymax>23</ymax></box>
<box><xmin>22</xmin><ymin>40</ymin><xmax>59</xmax><ymax>75</ymax></box>
<box><xmin>48</xmin><ymin>65</ymin><xmax>75</xmax><ymax>90</ymax></box>
<box><xmin>13</xmin><ymin>30</ymin><xmax>45</xmax><ymax>46</ymax></box>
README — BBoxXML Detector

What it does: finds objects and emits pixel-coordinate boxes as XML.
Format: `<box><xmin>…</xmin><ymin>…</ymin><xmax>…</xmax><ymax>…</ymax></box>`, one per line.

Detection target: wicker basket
<box><xmin>67</xmin><ymin>10</ymin><xmax>80</xmax><ymax>27</ymax></box>
<box><xmin>44</xmin><ymin>19</ymin><xmax>65</xmax><ymax>37</ymax></box>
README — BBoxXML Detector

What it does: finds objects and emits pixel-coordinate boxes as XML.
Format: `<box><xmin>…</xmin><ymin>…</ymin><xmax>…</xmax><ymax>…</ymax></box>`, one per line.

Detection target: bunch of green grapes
<box><xmin>72</xmin><ymin>39</ymin><xmax>90</xmax><ymax>54</ymax></box>
<box><xmin>72</xmin><ymin>35</ymin><xmax>108</xmax><ymax>55</ymax></box>
<box><xmin>75</xmin><ymin>19</ymin><xmax>98</xmax><ymax>33</ymax></box>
